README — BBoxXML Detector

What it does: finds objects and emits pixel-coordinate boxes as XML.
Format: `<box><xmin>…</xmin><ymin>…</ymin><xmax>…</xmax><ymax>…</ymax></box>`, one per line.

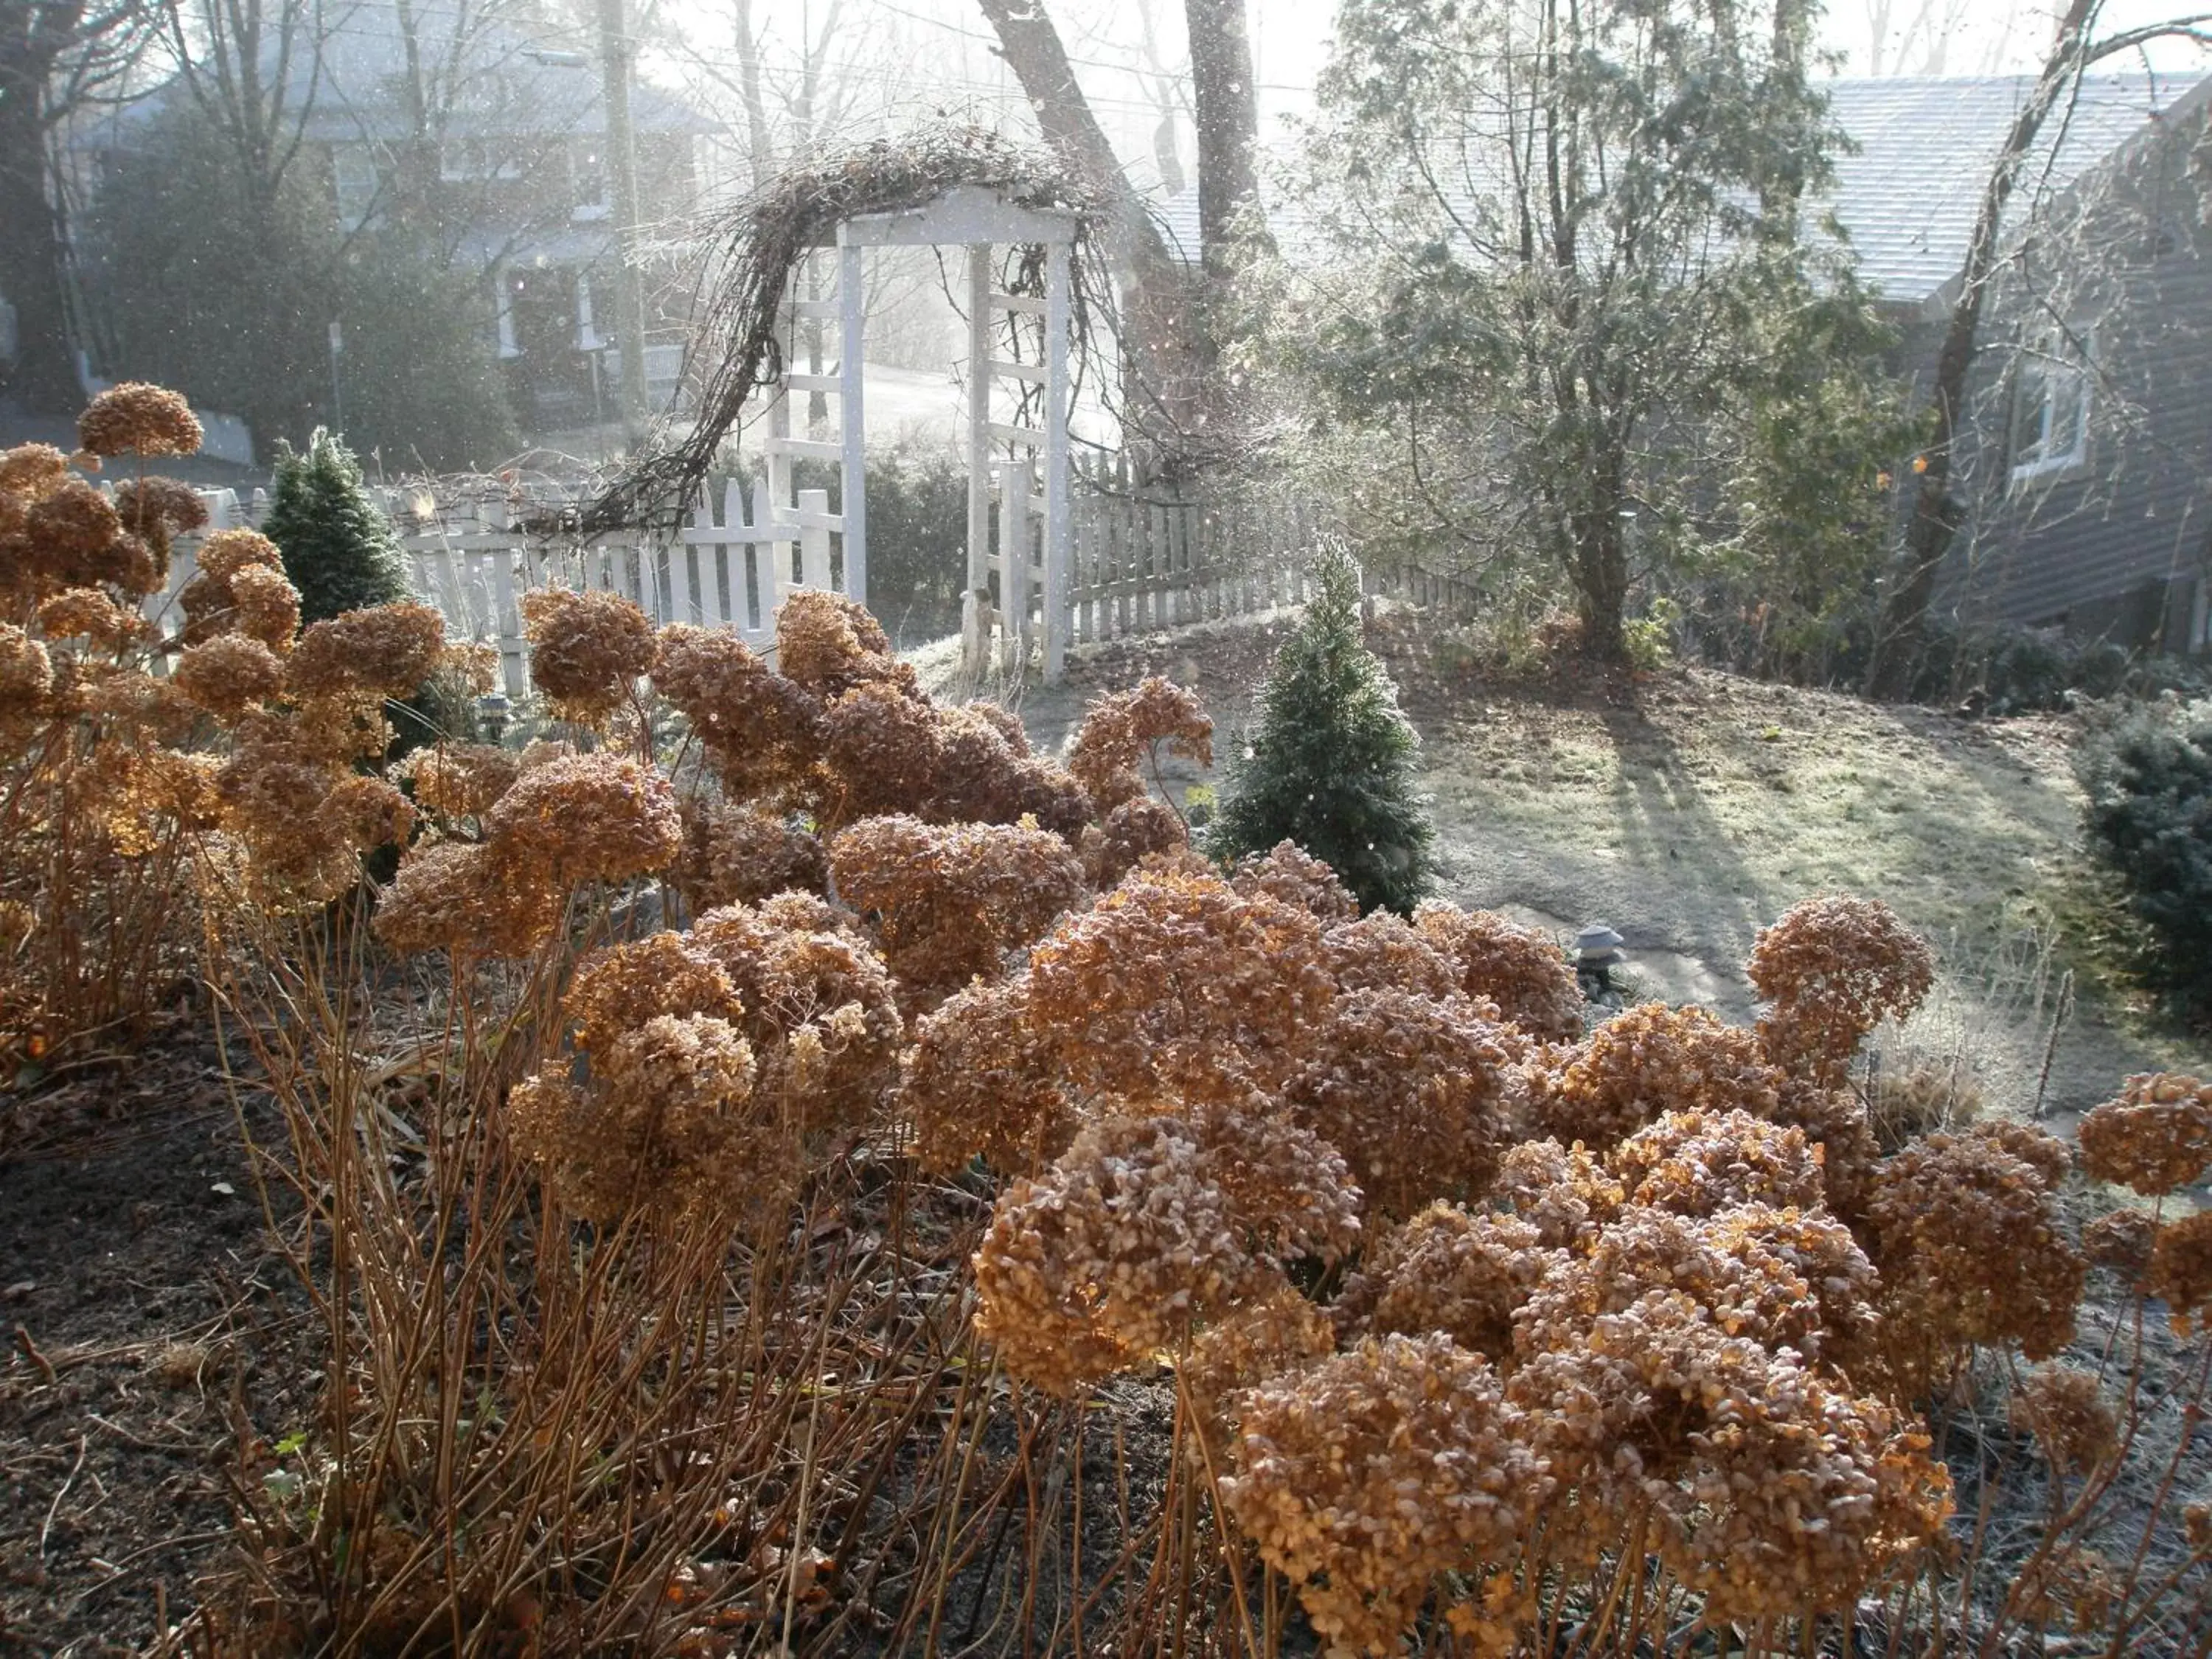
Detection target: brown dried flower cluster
<box><xmin>286</xmin><ymin>602</ymin><xmax>445</xmax><ymax>700</ymax></box>
<box><xmin>38</xmin><ymin>587</ymin><xmax>152</xmax><ymax>649</ymax></box>
<box><xmin>179</xmin><ymin>531</ymin><xmax>299</xmax><ymax>648</ymax></box>
<box><xmin>1496</xmin><ymin>1137</ymin><xmax>1625</xmax><ymax>1251</ymax></box>
<box><xmin>519</xmin><ymin>587</ymin><xmax>655</xmax><ymax>726</ymax></box>
<box><xmin>829</xmin><ymin>815</ymin><xmax>1084</xmax><ymax>1006</ymax></box>
<box><xmin>688</xmin><ymin>899</ymin><xmax>902</xmax><ymax>1134</ymax></box>
<box><xmin>1081</xmin><ymin>794</ymin><xmax>1189</xmax><ymax>888</ymax></box>
<box><xmin>974</xmin><ymin>1110</ymin><xmax>1281</xmax><ymax>1395</ymax></box>
<box><xmin>1412</xmin><ymin>902</ymin><xmax>1586</xmax><ymax>1041</ymax></box>
<box><xmin>172</xmin><ymin>634</ymin><xmax>286</xmax><ymax>720</ymax></box>
<box><xmin>2077</xmin><ymin>1071</ymin><xmax>2212</xmax><ymax>1197</ymax></box>
<box><xmin>1225</xmin><ymin>1335</ymin><xmax>1548</xmax><ymax>1658</ymax></box>
<box><xmin>77</xmin><ymin>383</ymin><xmax>203</xmax><ymax>458</ymax></box>
<box><xmin>215</xmin><ymin>731</ymin><xmax>414</xmax><ymax>903</ymax></box>
<box><xmin>818</xmin><ymin>681</ymin><xmax>945</xmax><ymax>827</ymax></box>
<box><xmin>1608</xmin><ymin>1107</ymin><xmax>1826</xmax><ymax>1218</ymax></box>
<box><xmin>1531</xmin><ymin>1003</ymin><xmax>1787</xmax><ymax>1150</ymax></box>
<box><xmin>773</xmin><ymin>588</ymin><xmax>909</xmax><ymax>698</ymax></box>
<box><xmin>1865</xmin><ymin>1124</ymin><xmax>2084</xmax><ymax>1388</ymax></box>
<box><xmin>652</xmin><ymin>624</ymin><xmax>824</xmax><ymax>802</ymax></box>
<box><xmin>897</xmin><ymin>974</ymin><xmax>1068</xmax><ymax>1174</ymax></box>
<box><xmin>2147</xmin><ymin>1211</ymin><xmax>2212</xmax><ymax>1335</ymax></box>
<box><xmin>1353</xmin><ymin>1205</ymin><xmax>1557</xmax><ymax>1358</ymax></box>
<box><xmin>672</xmin><ymin>799</ymin><xmax>826</xmax><ymax>911</ymax></box>
<box><xmin>1747</xmin><ymin>895</ymin><xmax>1935</xmax><ymax>1082</ymax></box>
<box><xmin>483</xmin><ymin>752</ymin><xmax>681</xmax><ymax>891</ymax></box>
<box><xmin>1225</xmin><ymin>840</ymin><xmax>1360</xmax><ymax>924</ymax></box>
<box><xmin>2008</xmin><ymin>1365</ymin><xmax>2119</xmax><ymax>1475</ymax></box>
<box><xmin>2082</xmin><ymin>1206</ymin><xmax>2159</xmax><ymax>1284</ymax></box>
<box><xmin>1026</xmin><ymin>867</ymin><xmax>1334</xmax><ymax>1103</ymax></box>
<box><xmin>1065</xmin><ymin>676</ymin><xmax>1212</xmax><ymax>810</ymax></box>
<box><xmin>1320</xmin><ymin>908</ymin><xmax>1462</xmax><ymax>999</ymax></box>
<box><xmin>1281</xmin><ymin>987</ymin><xmax>1516</xmax><ymax>1217</ymax></box>
<box><xmin>400</xmin><ymin>742</ymin><xmax>522</xmax><ymax>819</ymax></box>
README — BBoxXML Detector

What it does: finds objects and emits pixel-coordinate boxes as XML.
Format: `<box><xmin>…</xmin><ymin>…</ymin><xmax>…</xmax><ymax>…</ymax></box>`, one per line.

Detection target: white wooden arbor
<box><xmin>765</xmin><ymin>183</ymin><xmax>1079</xmax><ymax>681</ymax></box>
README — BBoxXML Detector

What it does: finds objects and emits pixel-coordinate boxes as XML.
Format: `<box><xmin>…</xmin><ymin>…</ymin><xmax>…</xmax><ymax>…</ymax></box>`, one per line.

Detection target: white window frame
<box><xmin>2009</xmin><ymin>328</ymin><xmax>2093</xmax><ymax>486</ymax></box>
<box><xmin>439</xmin><ymin>139</ymin><xmax>523</xmax><ymax>184</ymax></box>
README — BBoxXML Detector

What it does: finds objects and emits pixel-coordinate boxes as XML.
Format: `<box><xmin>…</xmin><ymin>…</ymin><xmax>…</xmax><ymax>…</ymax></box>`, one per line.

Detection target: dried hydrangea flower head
<box><xmin>286</xmin><ymin>602</ymin><xmax>445</xmax><ymax>700</ymax></box>
<box><xmin>1226</xmin><ymin>840</ymin><xmax>1359</xmax><ymax>923</ymax></box>
<box><xmin>1412</xmin><ymin>902</ymin><xmax>1585</xmax><ymax>1041</ymax></box>
<box><xmin>1026</xmin><ymin>866</ymin><xmax>1335</xmax><ymax>1104</ymax></box>
<box><xmin>773</xmin><ymin>588</ymin><xmax>905</xmax><ymax>697</ymax></box>
<box><xmin>37</xmin><ymin>588</ymin><xmax>151</xmax><ymax>650</ymax></box>
<box><xmin>509</xmin><ymin>1012</ymin><xmax>764</xmax><ymax>1225</ymax></box>
<box><xmin>1081</xmin><ymin>794</ymin><xmax>1189</xmax><ymax>888</ymax></box>
<box><xmin>1065</xmin><ymin>676</ymin><xmax>1213</xmax><ymax>810</ymax></box>
<box><xmin>651</xmin><ymin>623</ymin><xmax>822</xmax><ymax>803</ymax></box>
<box><xmin>1320</xmin><ymin>908</ymin><xmax>1463</xmax><ymax>998</ymax></box>
<box><xmin>179</xmin><ymin>530</ymin><xmax>299</xmax><ymax>649</ymax></box>
<box><xmin>689</xmin><ymin>900</ymin><xmax>902</xmax><ymax>1135</ymax></box>
<box><xmin>375</xmin><ymin>840</ymin><xmax>563</xmax><ymax>959</ymax></box>
<box><xmin>400</xmin><ymin>742</ymin><xmax>521</xmax><ymax>820</ymax></box>
<box><xmin>0</xmin><ymin>442</ymin><xmax>70</xmax><ymax>498</ymax></box>
<box><xmin>0</xmin><ymin>625</ymin><xmax>54</xmax><ymax>734</ymax></box>
<box><xmin>1353</xmin><ymin>1204</ymin><xmax>1558</xmax><ymax>1358</ymax></box>
<box><xmin>673</xmin><ymin>799</ymin><xmax>826</xmax><ymax>912</ymax></box>
<box><xmin>829</xmin><ymin>815</ymin><xmax>1085</xmax><ymax>1008</ymax></box>
<box><xmin>215</xmin><ymin>733</ymin><xmax>414</xmax><ymax>904</ymax></box>
<box><xmin>1517</xmin><ymin>1201</ymin><xmax>1877</xmax><ymax>1371</ymax></box>
<box><xmin>484</xmin><ymin>752</ymin><xmax>681</xmax><ymax>891</ymax></box>
<box><xmin>2148</xmin><ymin>1211</ymin><xmax>2212</xmax><ymax>1335</ymax></box>
<box><xmin>1282</xmin><ymin>987</ymin><xmax>1516</xmax><ymax>1217</ymax></box>
<box><xmin>928</xmin><ymin>701</ymin><xmax>1090</xmax><ymax>834</ymax></box>
<box><xmin>1660</xmin><ymin>1353</ymin><xmax>1950</xmax><ymax>1624</ymax></box>
<box><xmin>1225</xmin><ymin>1334</ymin><xmax>1549</xmax><ymax>1659</ymax></box>
<box><xmin>563</xmin><ymin>931</ymin><xmax>742</xmax><ymax>1054</ymax></box>
<box><xmin>519</xmin><ymin>586</ymin><xmax>655</xmax><ymax>727</ymax></box>
<box><xmin>973</xmin><ymin>1110</ymin><xmax>1259</xmax><ymax>1395</ymax></box>
<box><xmin>77</xmin><ymin>383</ymin><xmax>202</xmax><ymax>458</ymax></box>
<box><xmin>897</xmin><ymin>973</ymin><xmax>1068</xmax><ymax>1174</ymax></box>
<box><xmin>1609</xmin><ymin>1107</ymin><xmax>1826</xmax><ymax>1217</ymax></box>
<box><xmin>818</xmin><ymin>681</ymin><xmax>944</xmax><ymax>827</ymax></box>
<box><xmin>1178</xmin><ymin>1282</ymin><xmax>1336</xmax><ymax>1450</ymax></box>
<box><xmin>1534</xmin><ymin>1002</ymin><xmax>1787</xmax><ymax>1150</ymax></box>
<box><xmin>1865</xmin><ymin>1127</ymin><xmax>2086</xmax><ymax>1390</ymax></box>
<box><xmin>1496</xmin><ymin>1136</ymin><xmax>1625</xmax><ymax>1251</ymax></box>
<box><xmin>2078</xmin><ymin>1072</ymin><xmax>2212</xmax><ymax>1197</ymax></box>
<box><xmin>172</xmin><ymin>634</ymin><xmax>286</xmax><ymax>720</ymax></box>
<box><xmin>2082</xmin><ymin>1206</ymin><xmax>2158</xmax><ymax>1285</ymax></box>
<box><xmin>112</xmin><ymin>476</ymin><xmax>209</xmax><ymax>541</ymax></box>
<box><xmin>1746</xmin><ymin>895</ymin><xmax>1934</xmax><ymax>1084</ymax></box>
<box><xmin>2009</xmin><ymin>1364</ymin><xmax>2119</xmax><ymax>1475</ymax></box>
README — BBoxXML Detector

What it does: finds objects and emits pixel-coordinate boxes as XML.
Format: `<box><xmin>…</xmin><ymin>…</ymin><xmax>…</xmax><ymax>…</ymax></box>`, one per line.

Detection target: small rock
<box><xmin>209</xmin><ymin>1180</ymin><xmax>236</xmax><ymax>1197</ymax></box>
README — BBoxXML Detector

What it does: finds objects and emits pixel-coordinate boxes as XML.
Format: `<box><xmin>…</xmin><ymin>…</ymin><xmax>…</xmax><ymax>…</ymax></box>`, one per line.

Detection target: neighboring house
<box><xmin>1157</xmin><ymin>71</ymin><xmax>2212</xmax><ymax>655</ymax></box>
<box><xmin>1825</xmin><ymin>74</ymin><xmax>2212</xmax><ymax>655</ymax></box>
<box><xmin>72</xmin><ymin>1</ymin><xmax>717</xmax><ymax>433</ymax></box>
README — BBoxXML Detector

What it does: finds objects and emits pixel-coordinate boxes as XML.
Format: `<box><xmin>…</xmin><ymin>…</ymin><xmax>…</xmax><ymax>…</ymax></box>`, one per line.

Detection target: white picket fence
<box><xmin>166</xmin><ymin>477</ymin><xmax>854</xmax><ymax>700</ymax></box>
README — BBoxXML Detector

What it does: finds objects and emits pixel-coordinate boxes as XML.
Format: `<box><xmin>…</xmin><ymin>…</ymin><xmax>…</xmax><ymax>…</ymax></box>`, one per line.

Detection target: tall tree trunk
<box><xmin>1184</xmin><ymin>0</ymin><xmax>1259</xmax><ymax>275</ymax></box>
<box><xmin>1863</xmin><ymin>0</ymin><xmax>2098</xmax><ymax>700</ymax></box>
<box><xmin>0</xmin><ymin>2</ymin><xmax>84</xmax><ymax>410</ymax></box>
<box><xmin>974</xmin><ymin>0</ymin><xmax>1200</xmax><ymax>453</ymax></box>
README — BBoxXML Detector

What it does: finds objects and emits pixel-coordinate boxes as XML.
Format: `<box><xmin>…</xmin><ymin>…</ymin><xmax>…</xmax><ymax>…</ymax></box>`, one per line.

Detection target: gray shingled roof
<box><xmin>77</xmin><ymin>1</ymin><xmax>714</xmax><ymax>151</ymax></box>
<box><xmin>1822</xmin><ymin>74</ymin><xmax>2186</xmax><ymax>302</ymax></box>
<box><xmin>1152</xmin><ymin>72</ymin><xmax>2202</xmax><ymax>300</ymax></box>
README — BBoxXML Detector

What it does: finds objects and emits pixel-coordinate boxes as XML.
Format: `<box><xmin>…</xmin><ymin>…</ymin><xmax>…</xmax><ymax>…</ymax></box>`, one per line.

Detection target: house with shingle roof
<box><xmin>71</xmin><ymin>1</ymin><xmax>717</xmax><ymax>431</ymax></box>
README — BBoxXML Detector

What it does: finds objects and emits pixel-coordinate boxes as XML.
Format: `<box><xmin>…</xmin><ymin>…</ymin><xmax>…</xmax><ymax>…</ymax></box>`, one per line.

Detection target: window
<box><xmin>571</xmin><ymin>142</ymin><xmax>608</xmax><ymax>220</ymax></box>
<box><xmin>439</xmin><ymin>139</ymin><xmax>522</xmax><ymax>183</ymax></box>
<box><xmin>2009</xmin><ymin>331</ymin><xmax>2092</xmax><ymax>484</ymax></box>
<box><xmin>332</xmin><ymin>144</ymin><xmax>380</xmax><ymax>229</ymax></box>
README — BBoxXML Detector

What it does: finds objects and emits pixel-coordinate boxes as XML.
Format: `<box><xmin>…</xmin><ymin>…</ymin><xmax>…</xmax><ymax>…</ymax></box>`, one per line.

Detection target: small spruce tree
<box><xmin>260</xmin><ymin>428</ymin><xmax>411</xmax><ymax>625</ymax></box>
<box><xmin>1208</xmin><ymin>545</ymin><xmax>1436</xmax><ymax>914</ymax></box>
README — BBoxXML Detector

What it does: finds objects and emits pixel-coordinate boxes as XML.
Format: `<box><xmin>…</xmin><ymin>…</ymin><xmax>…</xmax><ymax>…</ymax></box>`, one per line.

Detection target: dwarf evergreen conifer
<box><xmin>1209</xmin><ymin>546</ymin><xmax>1435</xmax><ymax>914</ymax></box>
<box><xmin>261</xmin><ymin>429</ymin><xmax>410</xmax><ymax>625</ymax></box>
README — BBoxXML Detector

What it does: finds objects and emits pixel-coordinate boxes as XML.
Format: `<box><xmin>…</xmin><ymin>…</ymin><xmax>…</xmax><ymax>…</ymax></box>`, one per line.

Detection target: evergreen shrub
<box><xmin>1208</xmin><ymin>544</ymin><xmax>1435</xmax><ymax>914</ymax></box>
<box><xmin>2076</xmin><ymin>696</ymin><xmax>2212</xmax><ymax>1009</ymax></box>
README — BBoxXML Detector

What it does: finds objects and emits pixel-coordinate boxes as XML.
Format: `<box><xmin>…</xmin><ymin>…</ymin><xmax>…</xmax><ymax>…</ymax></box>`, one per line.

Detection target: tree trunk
<box><xmin>0</xmin><ymin>4</ymin><xmax>84</xmax><ymax>411</ymax></box>
<box><xmin>973</xmin><ymin>0</ymin><xmax>1200</xmax><ymax>451</ymax></box>
<box><xmin>1184</xmin><ymin>0</ymin><xmax>1259</xmax><ymax>274</ymax></box>
<box><xmin>1863</xmin><ymin>0</ymin><xmax>2097</xmax><ymax>700</ymax></box>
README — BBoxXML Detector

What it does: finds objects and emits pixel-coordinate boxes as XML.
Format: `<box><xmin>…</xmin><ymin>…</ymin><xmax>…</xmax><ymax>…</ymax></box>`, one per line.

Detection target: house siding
<box><xmin>1934</xmin><ymin>92</ymin><xmax>2212</xmax><ymax>652</ymax></box>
